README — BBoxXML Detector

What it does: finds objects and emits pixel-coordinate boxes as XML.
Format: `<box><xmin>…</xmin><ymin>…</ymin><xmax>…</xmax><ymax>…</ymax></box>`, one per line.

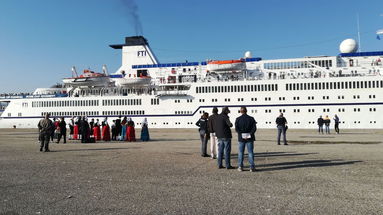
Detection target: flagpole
<box><xmin>357</xmin><ymin>13</ymin><xmax>362</xmax><ymax>52</ymax></box>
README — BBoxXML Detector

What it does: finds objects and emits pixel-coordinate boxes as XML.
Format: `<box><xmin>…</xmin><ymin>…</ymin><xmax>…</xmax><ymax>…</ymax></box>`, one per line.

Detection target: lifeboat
<box><xmin>114</xmin><ymin>75</ymin><xmax>152</xmax><ymax>86</ymax></box>
<box><xmin>207</xmin><ymin>59</ymin><xmax>246</xmax><ymax>71</ymax></box>
<box><xmin>63</xmin><ymin>70</ymin><xmax>110</xmax><ymax>87</ymax></box>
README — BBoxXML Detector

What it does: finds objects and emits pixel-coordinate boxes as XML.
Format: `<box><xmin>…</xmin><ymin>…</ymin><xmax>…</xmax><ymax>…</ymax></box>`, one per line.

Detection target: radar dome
<box><xmin>339</xmin><ymin>39</ymin><xmax>358</xmax><ymax>53</ymax></box>
<box><xmin>244</xmin><ymin>51</ymin><xmax>252</xmax><ymax>58</ymax></box>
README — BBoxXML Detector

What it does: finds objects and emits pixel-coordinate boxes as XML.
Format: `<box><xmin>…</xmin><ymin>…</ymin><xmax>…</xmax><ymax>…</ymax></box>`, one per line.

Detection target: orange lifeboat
<box><xmin>207</xmin><ymin>59</ymin><xmax>246</xmax><ymax>71</ymax></box>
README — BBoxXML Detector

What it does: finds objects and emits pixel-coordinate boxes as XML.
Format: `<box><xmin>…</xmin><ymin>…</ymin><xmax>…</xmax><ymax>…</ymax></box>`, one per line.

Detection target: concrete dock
<box><xmin>0</xmin><ymin>128</ymin><xmax>382</xmax><ymax>214</ymax></box>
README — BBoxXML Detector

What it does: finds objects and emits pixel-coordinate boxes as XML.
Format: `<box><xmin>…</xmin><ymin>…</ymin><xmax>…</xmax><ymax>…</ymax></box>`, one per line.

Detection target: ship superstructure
<box><xmin>1</xmin><ymin>36</ymin><xmax>382</xmax><ymax>129</ymax></box>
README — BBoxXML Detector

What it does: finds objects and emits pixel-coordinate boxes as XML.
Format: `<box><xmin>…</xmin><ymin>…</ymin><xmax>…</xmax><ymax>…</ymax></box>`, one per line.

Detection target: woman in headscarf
<box><xmin>73</xmin><ymin>116</ymin><xmax>80</xmax><ymax>140</ymax></box>
<box><xmin>102</xmin><ymin>121</ymin><xmax>111</xmax><ymax>141</ymax></box>
<box><xmin>126</xmin><ymin>117</ymin><xmax>136</xmax><ymax>142</ymax></box>
<box><xmin>140</xmin><ymin>118</ymin><xmax>150</xmax><ymax>141</ymax></box>
<box><xmin>120</xmin><ymin>116</ymin><xmax>127</xmax><ymax>141</ymax></box>
<box><xmin>93</xmin><ymin>119</ymin><xmax>101</xmax><ymax>141</ymax></box>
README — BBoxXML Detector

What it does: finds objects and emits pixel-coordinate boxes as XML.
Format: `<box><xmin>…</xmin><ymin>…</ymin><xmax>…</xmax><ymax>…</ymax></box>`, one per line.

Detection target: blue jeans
<box><xmin>325</xmin><ymin>125</ymin><xmax>330</xmax><ymax>134</ymax></box>
<box><xmin>318</xmin><ymin>125</ymin><xmax>323</xmax><ymax>134</ymax></box>
<box><xmin>277</xmin><ymin>126</ymin><xmax>287</xmax><ymax>145</ymax></box>
<box><xmin>238</xmin><ymin>141</ymin><xmax>255</xmax><ymax>169</ymax></box>
<box><xmin>217</xmin><ymin>138</ymin><xmax>231</xmax><ymax>168</ymax></box>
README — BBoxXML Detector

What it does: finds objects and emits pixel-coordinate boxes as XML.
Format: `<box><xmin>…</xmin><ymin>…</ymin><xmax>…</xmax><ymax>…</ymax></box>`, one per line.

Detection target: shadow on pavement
<box><xmin>231</xmin><ymin>151</ymin><xmax>318</xmax><ymax>159</ymax></box>
<box><xmin>256</xmin><ymin>159</ymin><xmax>362</xmax><ymax>172</ymax></box>
<box><xmin>51</xmin><ymin>147</ymin><xmax>137</xmax><ymax>152</ymax></box>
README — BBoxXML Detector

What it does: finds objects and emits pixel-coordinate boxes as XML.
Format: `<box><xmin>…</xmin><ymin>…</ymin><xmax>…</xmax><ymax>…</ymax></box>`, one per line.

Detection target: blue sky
<box><xmin>0</xmin><ymin>0</ymin><xmax>382</xmax><ymax>93</ymax></box>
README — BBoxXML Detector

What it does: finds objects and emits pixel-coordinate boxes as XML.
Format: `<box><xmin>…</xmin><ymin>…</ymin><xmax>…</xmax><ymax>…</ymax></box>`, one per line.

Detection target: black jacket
<box><xmin>213</xmin><ymin>113</ymin><xmax>233</xmax><ymax>138</ymax></box>
<box><xmin>235</xmin><ymin>114</ymin><xmax>257</xmax><ymax>142</ymax></box>
<box><xmin>208</xmin><ymin>114</ymin><xmax>218</xmax><ymax>133</ymax></box>
<box><xmin>196</xmin><ymin>118</ymin><xmax>208</xmax><ymax>132</ymax></box>
<box><xmin>276</xmin><ymin>116</ymin><xmax>287</xmax><ymax>126</ymax></box>
<box><xmin>58</xmin><ymin>121</ymin><xmax>67</xmax><ymax>134</ymax></box>
<box><xmin>317</xmin><ymin>118</ymin><xmax>324</xmax><ymax>126</ymax></box>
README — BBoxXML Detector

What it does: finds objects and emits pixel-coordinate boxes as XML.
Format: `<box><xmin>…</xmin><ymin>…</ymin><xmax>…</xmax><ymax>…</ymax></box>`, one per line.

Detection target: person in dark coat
<box><xmin>89</xmin><ymin>119</ymin><xmax>95</xmax><ymax>136</ymax></box>
<box><xmin>80</xmin><ymin>117</ymin><xmax>90</xmax><ymax>143</ymax></box>
<box><xmin>276</xmin><ymin>113</ymin><xmax>288</xmax><ymax>145</ymax></box>
<box><xmin>56</xmin><ymin>117</ymin><xmax>67</xmax><ymax>144</ymax></box>
<box><xmin>115</xmin><ymin>116</ymin><xmax>122</xmax><ymax>139</ymax></box>
<box><xmin>38</xmin><ymin>113</ymin><xmax>54</xmax><ymax>152</ymax></box>
<box><xmin>213</xmin><ymin>107</ymin><xmax>233</xmax><ymax>169</ymax></box>
<box><xmin>208</xmin><ymin>107</ymin><xmax>219</xmax><ymax>159</ymax></box>
<box><xmin>317</xmin><ymin>116</ymin><xmax>324</xmax><ymax>134</ymax></box>
<box><xmin>333</xmin><ymin>114</ymin><xmax>340</xmax><ymax>134</ymax></box>
<box><xmin>235</xmin><ymin>107</ymin><xmax>257</xmax><ymax>172</ymax></box>
<box><xmin>196</xmin><ymin>112</ymin><xmax>209</xmax><ymax>157</ymax></box>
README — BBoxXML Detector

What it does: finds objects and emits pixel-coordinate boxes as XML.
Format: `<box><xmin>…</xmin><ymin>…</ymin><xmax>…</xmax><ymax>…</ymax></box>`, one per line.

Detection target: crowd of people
<box><xmin>196</xmin><ymin>106</ymin><xmax>258</xmax><ymax>172</ymax></box>
<box><xmin>317</xmin><ymin>115</ymin><xmax>340</xmax><ymax>134</ymax></box>
<box><xmin>196</xmin><ymin>107</ymin><xmax>341</xmax><ymax>172</ymax></box>
<box><xmin>37</xmin><ymin>114</ymin><xmax>150</xmax><ymax>152</ymax></box>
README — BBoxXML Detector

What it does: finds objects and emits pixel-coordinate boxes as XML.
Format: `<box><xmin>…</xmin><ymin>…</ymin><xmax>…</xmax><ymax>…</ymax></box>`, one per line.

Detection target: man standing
<box><xmin>324</xmin><ymin>115</ymin><xmax>331</xmax><ymax>134</ymax></box>
<box><xmin>334</xmin><ymin>114</ymin><xmax>340</xmax><ymax>134</ymax></box>
<box><xmin>208</xmin><ymin>107</ymin><xmax>219</xmax><ymax>159</ymax></box>
<box><xmin>56</xmin><ymin>117</ymin><xmax>67</xmax><ymax>144</ymax></box>
<box><xmin>276</xmin><ymin>113</ymin><xmax>288</xmax><ymax>145</ymax></box>
<box><xmin>317</xmin><ymin>116</ymin><xmax>324</xmax><ymax>134</ymax></box>
<box><xmin>235</xmin><ymin>107</ymin><xmax>257</xmax><ymax>172</ymax></box>
<box><xmin>213</xmin><ymin>107</ymin><xmax>234</xmax><ymax>169</ymax></box>
<box><xmin>38</xmin><ymin>113</ymin><xmax>54</xmax><ymax>152</ymax></box>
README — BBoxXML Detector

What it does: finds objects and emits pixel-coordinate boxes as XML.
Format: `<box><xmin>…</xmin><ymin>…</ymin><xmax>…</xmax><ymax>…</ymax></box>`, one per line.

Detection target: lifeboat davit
<box><xmin>63</xmin><ymin>70</ymin><xmax>110</xmax><ymax>87</ymax></box>
<box><xmin>207</xmin><ymin>59</ymin><xmax>246</xmax><ymax>71</ymax></box>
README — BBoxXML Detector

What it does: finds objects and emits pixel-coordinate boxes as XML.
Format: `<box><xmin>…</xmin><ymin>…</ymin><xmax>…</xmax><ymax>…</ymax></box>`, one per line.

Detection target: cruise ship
<box><xmin>0</xmin><ymin>36</ymin><xmax>382</xmax><ymax>129</ymax></box>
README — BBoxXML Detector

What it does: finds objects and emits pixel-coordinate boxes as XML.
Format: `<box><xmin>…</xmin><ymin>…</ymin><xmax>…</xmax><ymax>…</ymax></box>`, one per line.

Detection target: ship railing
<box><xmin>155</xmin><ymin>90</ymin><xmax>189</xmax><ymax>97</ymax></box>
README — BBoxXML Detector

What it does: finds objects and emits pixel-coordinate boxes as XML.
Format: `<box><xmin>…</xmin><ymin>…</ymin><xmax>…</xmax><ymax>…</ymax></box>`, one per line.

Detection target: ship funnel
<box><xmin>110</xmin><ymin>36</ymin><xmax>159</xmax><ymax>74</ymax></box>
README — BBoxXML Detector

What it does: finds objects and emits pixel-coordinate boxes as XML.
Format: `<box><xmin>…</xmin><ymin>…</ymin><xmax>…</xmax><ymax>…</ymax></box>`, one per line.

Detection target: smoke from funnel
<box><xmin>120</xmin><ymin>0</ymin><xmax>143</xmax><ymax>36</ymax></box>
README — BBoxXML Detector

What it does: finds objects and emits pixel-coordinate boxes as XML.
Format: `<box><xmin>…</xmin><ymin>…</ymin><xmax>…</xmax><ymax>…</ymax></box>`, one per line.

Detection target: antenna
<box><xmin>357</xmin><ymin>13</ymin><xmax>362</xmax><ymax>52</ymax></box>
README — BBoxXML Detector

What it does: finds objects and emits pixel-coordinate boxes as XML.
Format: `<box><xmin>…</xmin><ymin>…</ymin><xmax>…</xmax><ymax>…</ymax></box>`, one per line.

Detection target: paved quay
<box><xmin>0</xmin><ymin>128</ymin><xmax>382</xmax><ymax>215</ymax></box>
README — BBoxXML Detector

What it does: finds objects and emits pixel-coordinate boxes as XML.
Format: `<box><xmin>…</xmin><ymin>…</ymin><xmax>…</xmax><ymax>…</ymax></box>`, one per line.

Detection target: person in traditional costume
<box><xmin>140</xmin><ymin>118</ymin><xmax>150</xmax><ymax>141</ymax></box>
<box><xmin>93</xmin><ymin>119</ymin><xmax>101</xmax><ymax>141</ymax></box>
<box><xmin>73</xmin><ymin>116</ymin><xmax>80</xmax><ymax>140</ymax></box>
<box><xmin>69</xmin><ymin>117</ymin><xmax>74</xmax><ymax>140</ymax></box>
<box><xmin>120</xmin><ymin>116</ymin><xmax>127</xmax><ymax>141</ymax></box>
<box><xmin>126</xmin><ymin>118</ymin><xmax>136</xmax><ymax>142</ymax></box>
<box><xmin>102</xmin><ymin>121</ymin><xmax>111</xmax><ymax>141</ymax></box>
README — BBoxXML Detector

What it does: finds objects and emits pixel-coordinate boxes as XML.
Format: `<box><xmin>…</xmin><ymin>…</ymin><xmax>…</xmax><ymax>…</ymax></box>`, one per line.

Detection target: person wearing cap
<box><xmin>235</xmin><ymin>107</ymin><xmax>257</xmax><ymax>172</ymax></box>
<box><xmin>37</xmin><ymin>113</ymin><xmax>54</xmax><ymax>152</ymax></box>
<box><xmin>213</xmin><ymin>107</ymin><xmax>234</xmax><ymax>169</ymax></box>
<box><xmin>208</xmin><ymin>107</ymin><xmax>219</xmax><ymax>159</ymax></box>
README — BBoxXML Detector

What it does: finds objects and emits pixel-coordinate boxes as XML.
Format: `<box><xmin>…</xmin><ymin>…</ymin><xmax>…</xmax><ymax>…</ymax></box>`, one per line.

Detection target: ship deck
<box><xmin>0</xmin><ymin>128</ymin><xmax>382</xmax><ymax>214</ymax></box>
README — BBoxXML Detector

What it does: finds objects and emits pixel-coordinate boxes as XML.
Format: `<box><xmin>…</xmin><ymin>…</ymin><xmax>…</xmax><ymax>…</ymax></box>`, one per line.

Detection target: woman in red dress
<box><xmin>102</xmin><ymin>122</ymin><xmax>111</xmax><ymax>141</ymax></box>
<box><xmin>93</xmin><ymin>119</ymin><xmax>101</xmax><ymax>141</ymax></box>
<box><xmin>126</xmin><ymin>118</ymin><xmax>136</xmax><ymax>142</ymax></box>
